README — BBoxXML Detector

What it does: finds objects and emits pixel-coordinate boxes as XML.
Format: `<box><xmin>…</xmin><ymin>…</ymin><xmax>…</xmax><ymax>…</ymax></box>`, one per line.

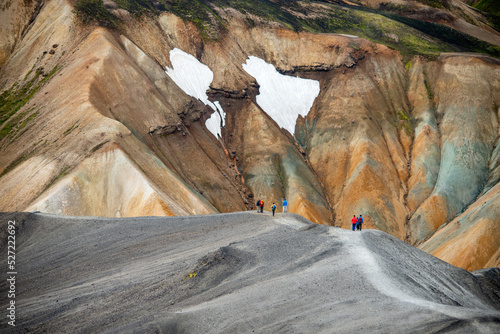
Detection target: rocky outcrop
<box><xmin>0</xmin><ymin>0</ymin><xmax>499</xmax><ymax>270</ymax></box>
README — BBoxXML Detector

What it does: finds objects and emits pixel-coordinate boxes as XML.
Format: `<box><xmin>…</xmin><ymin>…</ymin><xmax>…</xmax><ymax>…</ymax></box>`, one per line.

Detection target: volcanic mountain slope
<box><xmin>1</xmin><ymin>0</ymin><xmax>500</xmax><ymax>270</ymax></box>
<box><xmin>0</xmin><ymin>212</ymin><xmax>499</xmax><ymax>333</ymax></box>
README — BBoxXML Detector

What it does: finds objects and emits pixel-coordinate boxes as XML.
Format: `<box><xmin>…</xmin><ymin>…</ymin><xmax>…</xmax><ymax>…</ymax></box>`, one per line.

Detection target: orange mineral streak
<box><xmin>421</xmin><ymin>182</ymin><xmax>500</xmax><ymax>270</ymax></box>
<box><xmin>290</xmin><ymin>194</ymin><xmax>332</xmax><ymax>226</ymax></box>
<box><xmin>432</xmin><ymin>219</ymin><xmax>500</xmax><ymax>271</ymax></box>
<box><xmin>423</xmin><ymin>195</ymin><xmax>449</xmax><ymax>231</ymax></box>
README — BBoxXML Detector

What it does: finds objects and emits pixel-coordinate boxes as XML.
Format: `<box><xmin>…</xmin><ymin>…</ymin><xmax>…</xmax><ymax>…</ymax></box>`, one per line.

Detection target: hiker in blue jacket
<box><xmin>283</xmin><ymin>198</ymin><xmax>287</xmax><ymax>213</ymax></box>
<box><xmin>356</xmin><ymin>215</ymin><xmax>364</xmax><ymax>231</ymax></box>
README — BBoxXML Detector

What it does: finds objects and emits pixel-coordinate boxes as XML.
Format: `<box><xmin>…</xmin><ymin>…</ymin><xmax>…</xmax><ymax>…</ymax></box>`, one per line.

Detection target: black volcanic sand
<box><xmin>1</xmin><ymin>212</ymin><xmax>499</xmax><ymax>333</ymax></box>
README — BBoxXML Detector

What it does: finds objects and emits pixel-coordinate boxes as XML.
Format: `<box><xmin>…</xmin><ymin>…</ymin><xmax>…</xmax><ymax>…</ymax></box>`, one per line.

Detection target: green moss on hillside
<box><xmin>380</xmin><ymin>12</ymin><xmax>500</xmax><ymax>58</ymax></box>
<box><xmin>0</xmin><ymin>107</ymin><xmax>42</xmax><ymax>142</ymax></box>
<box><xmin>63</xmin><ymin>121</ymin><xmax>80</xmax><ymax>136</ymax></box>
<box><xmin>326</xmin><ymin>8</ymin><xmax>449</xmax><ymax>59</ymax></box>
<box><xmin>475</xmin><ymin>0</ymin><xmax>500</xmax><ymax>15</ymax></box>
<box><xmin>164</xmin><ymin>0</ymin><xmax>226</xmax><ymax>40</ymax></box>
<box><xmin>415</xmin><ymin>0</ymin><xmax>450</xmax><ymax>9</ymax></box>
<box><xmin>397</xmin><ymin>110</ymin><xmax>412</xmax><ymax>135</ymax></box>
<box><xmin>211</xmin><ymin>0</ymin><xmax>304</xmax><ymax>31</ymax></box>
<box><xmin>74</xmin><ymin>0</ymin><xmax>121</xmax><ymax>28</ymax></box>
<box><xmin>423</xmin><ymin>75</ymin><xmax>434</xmax><ymax>100</ymax></box>
<box><xmin>0</xmin><ymin>64</ymin><xmax>59</xmax><ymax>141</ymax></box>
<box><xmin>0</xmin><ymin>153</ymin><xmax>28</xmax><ymax>178</ymax></box>
<box><xmin>113</xmin><ymin>0</ymin><xmax>156</xmax><ymax>14</ymax></box>
<box><xmin>474</xmin><ymin>0</ymin><xmax>500</xmax><ymax>31</ymax></box>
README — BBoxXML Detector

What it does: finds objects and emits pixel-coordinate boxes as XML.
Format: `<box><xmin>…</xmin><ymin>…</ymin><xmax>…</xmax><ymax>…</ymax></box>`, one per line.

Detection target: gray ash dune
<box><xmin>1</xmin><ymin>212</ymin><xmax>500</xmax><ymax>333</ymax></box>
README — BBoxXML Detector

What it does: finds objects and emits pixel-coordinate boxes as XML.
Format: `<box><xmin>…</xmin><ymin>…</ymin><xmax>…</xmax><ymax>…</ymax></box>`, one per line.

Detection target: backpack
<box><xmin>272</xmin><ymin>204</ymin><xmax>276</xmax><ymax>211</ymax></box>
<box><xmin>359</xmin><ymin>217</ymin><xmax>363</xmax><ymax>224</ymax></box>
<box><xmin>256</xmin><ymin>200</ymin><xmax>260</xmax><ymax>207</ymax></box>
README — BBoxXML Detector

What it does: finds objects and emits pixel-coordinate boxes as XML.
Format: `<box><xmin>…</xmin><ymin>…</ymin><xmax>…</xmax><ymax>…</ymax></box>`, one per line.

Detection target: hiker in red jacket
<box><xmin>260</xmin><ymin>200</ymin><xmax>264</xmax><ymax>213</ymax></box>
<box><xmin>351</xmin><ymin>215</ymin><xmax>357</xmax><ymax>231</ymax></box>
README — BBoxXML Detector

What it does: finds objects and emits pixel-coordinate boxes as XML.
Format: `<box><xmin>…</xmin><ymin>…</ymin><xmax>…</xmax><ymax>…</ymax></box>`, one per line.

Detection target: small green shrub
<box><xmin>397</xmin><ymin>110</ymin><xmax>412</xmax><ymax>135</ymax></box>
<box><xmin>405</xmin><ymin>60</ymin><xmax>412</xmax><ymax>71</ymax></box>
<box><xmin>424</xmin><ymin>79</ymin><xmax>434</xmax><ymax>100</ymax></box>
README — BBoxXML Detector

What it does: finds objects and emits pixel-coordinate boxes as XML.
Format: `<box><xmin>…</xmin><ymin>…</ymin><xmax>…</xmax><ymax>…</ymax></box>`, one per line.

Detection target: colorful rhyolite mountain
<box><xmin>1</xmin><ymin>0</ymin><xmax>499</xmax><ymax>270</ymax></box>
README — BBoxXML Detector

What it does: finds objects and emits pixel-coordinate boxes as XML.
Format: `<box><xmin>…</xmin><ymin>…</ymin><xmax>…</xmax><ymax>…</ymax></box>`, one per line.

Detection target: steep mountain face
<box><xmin>1</xmin><ymin>0</ymin><xmax>499</xmax><ymax>270</ymax></box>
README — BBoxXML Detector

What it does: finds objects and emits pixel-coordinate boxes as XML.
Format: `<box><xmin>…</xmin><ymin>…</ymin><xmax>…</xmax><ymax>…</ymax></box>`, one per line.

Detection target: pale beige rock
<box><xmin>27</xmin><ymin>146</ymin><xmax>214</xmax><ymax>216</ymax></box>
<box><xmin>0</xmin><ymin>0</ymin><xmax>39</xmax><ymax>66</ymax></box>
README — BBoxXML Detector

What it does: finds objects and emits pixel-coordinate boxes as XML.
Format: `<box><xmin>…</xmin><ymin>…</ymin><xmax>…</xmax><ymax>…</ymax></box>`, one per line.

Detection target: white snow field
<box><xmin>242</xmin><ymin>56</ymin><xmax>320</xmax><ymax>135</ymax></box>
<box><xmin>165</xmin><ymin>48</ymin><xmax>225</xmax><ymax>138</ymax></box>
<box><xmin>1</xmin><ymin>211</ymin><xmax>499</xmax><ymax>333</ymax></box>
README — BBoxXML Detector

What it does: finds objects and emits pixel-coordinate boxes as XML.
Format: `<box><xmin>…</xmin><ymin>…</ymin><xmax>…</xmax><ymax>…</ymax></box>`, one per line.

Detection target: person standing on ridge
<box><xmin>357</xmin><ymin>215</ymin><xmax>364</xmax><ymax>231</ymax></box>
<box><xmin>272</xmin><ymin>203</ymin><xmax>277</xmax><ymax>216</ymax></box>
<box><xmin>351</xmin><ymin>215</ymin><xmax>357</xmax><ymax>231</ymax></box>
<box><xmin>256</xmin><ymin>199</ymin><xmax>261</xmax><ymax>213</ymax></box>
<box><xmin>260</xmin><ymin>200</ymin><xmax>265</xmax><ymax>213</ymax></box>
<box><xmin>282</xmin><ymin>198</ymin><xmax>287</xmax><ymax>213</ymax></box>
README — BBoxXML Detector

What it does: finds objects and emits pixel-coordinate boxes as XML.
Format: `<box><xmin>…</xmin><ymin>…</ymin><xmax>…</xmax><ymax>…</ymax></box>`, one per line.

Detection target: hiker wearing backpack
<box><xmin>272</xmin><ymin>203</ymin><xmax>277</xmax><ymax>216</ymax></box>
<box><xmin>282</xmin><ymin>198</ymin><xmax>287</xmax><ymax>213</ymax></box>
<box><xmin>357</xmin><ymin>215</ymin><xmax>364</xmax><ymax>231</ymax></box>
<box><xmin>260</xmin><ymin>200</ymin><xmax>264</xmax><ymax>213</ymax></box>
<box><xmin>256</xmin><ymin>200</ymin><xmax>261</xmax><ymax>213</ymax></box>
<box><xmin>351</xmin><ymin>215</ymin><xmax>357</xmax><ymax>231</ymax></box>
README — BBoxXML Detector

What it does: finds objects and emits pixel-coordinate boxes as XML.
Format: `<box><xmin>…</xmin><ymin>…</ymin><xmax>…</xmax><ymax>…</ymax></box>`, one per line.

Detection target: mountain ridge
<box><xmin>1</xmin><ymin>0</ymin><xmax>499</xmax><ymax>271</ymax></box>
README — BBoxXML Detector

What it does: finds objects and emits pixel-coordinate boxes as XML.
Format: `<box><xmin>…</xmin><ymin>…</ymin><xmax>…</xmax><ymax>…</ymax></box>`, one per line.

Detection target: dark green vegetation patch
<box><xmin>415</xmin><ymin>0</ymin><xmax>450</xmax><ymax>9</ymax></box>
<box><xmin>474</xmin><ymin>0</ymin><xmax>500</xmax><ymax>31</ymax></box>
<box><xmin>0</xmin><ymin>65</ymin><xmax>59</xmax><ymax>141</ymax></box>
<box><xmin>475</xmin><ymin>0</ymin><xmax>500</xmax><ymax>15</ymax></box>
<box><xmin>74</xmin><ymin>0</ymin><xmax>122</xmax><ymax>28</ymax></box>
<box><xmin>397</xmin><ymin>110</ymin><xmax>412</xmax><ymax>135</ymax></box>
<box><xmin>380</xmin><ymin>11</ymin><xmax>500</xmax><ymax>58</ymax></box>
<box><xmin>211</xmin><ymin>0</ymin><xmax>305</xmax><ymax>31</ymax></box>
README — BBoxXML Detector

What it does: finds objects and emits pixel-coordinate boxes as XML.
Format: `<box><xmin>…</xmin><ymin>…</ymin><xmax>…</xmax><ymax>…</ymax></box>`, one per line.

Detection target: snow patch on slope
<box><xmin>165</xmin><ymin>48</ymin><xmax>225</xmax><ymax>138</ymax></box>
<box><xmin>242</xmin><ymin>56</ymin><xmax>320</xmax><ymax>135</ymax></box>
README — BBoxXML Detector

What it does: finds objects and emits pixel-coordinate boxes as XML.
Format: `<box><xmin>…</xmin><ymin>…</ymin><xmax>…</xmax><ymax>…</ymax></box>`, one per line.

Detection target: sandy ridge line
<box><xmin>341</xmin><ymin>230</ymin><xmax>498</xmax><ymax>332</ymax></box>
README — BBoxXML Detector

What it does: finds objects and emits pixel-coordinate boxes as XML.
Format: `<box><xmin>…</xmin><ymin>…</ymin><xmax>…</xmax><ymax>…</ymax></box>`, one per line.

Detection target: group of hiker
<box><xmin>255</xmin><ymin>198</ymin><xmax>365</xmax><ymax>231</ymax></box>
<box><xmin>351</xmin><ymin>215</ymin><xmax>364</xmax><ymax>231</ymax></box>
<box><xmin>256</xmin><ymin>198</ymin><xmax>287</xmax><ymax>217</ymax></box>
